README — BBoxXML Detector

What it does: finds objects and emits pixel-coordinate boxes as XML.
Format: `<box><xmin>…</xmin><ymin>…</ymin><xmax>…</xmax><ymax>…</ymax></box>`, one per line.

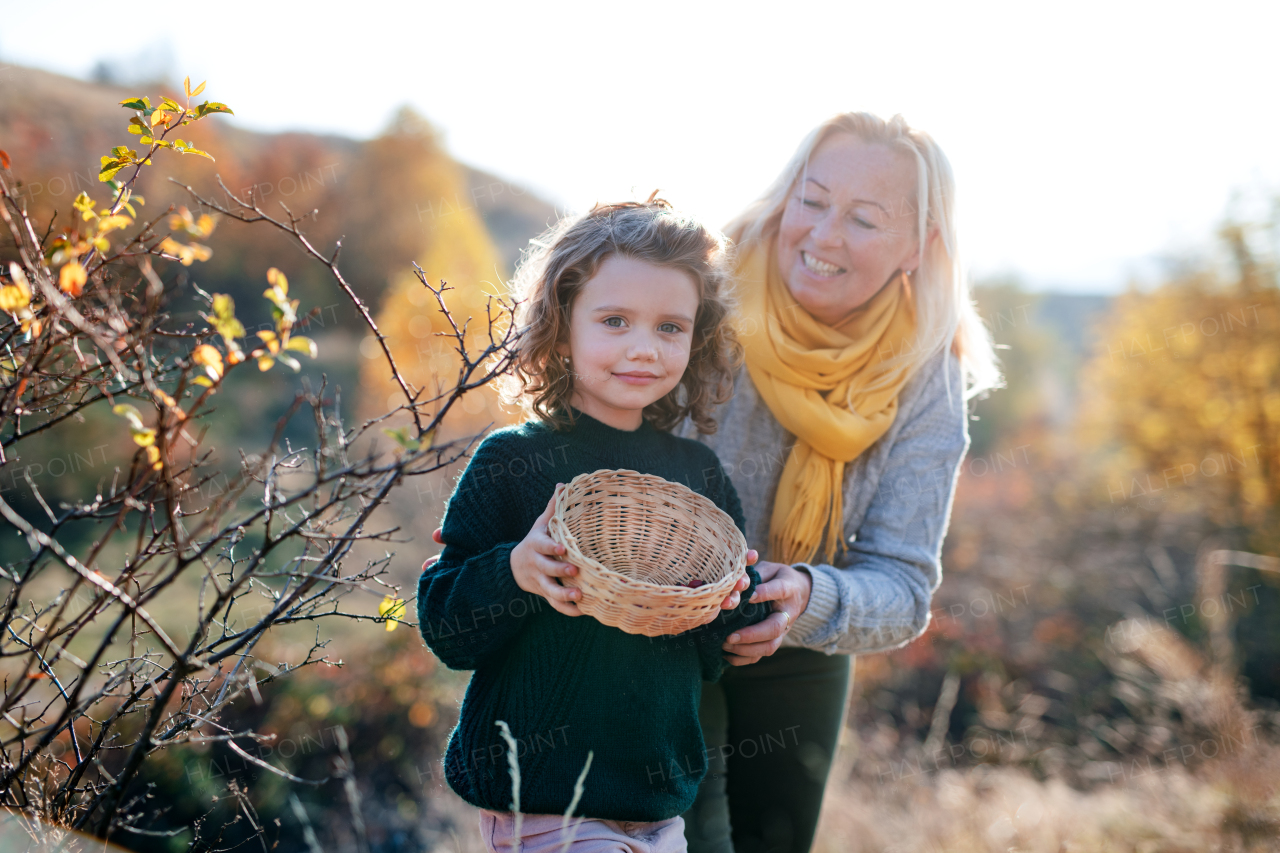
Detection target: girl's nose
<box><xmin>628</xmin><ymin>334</ymin><xmax>659</xmax><ymax>362</ymax></box>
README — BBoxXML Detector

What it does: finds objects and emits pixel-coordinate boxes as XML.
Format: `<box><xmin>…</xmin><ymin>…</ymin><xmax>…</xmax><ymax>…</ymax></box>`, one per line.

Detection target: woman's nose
<box><xmin>810</xmin><ymin>209</ymin><xmax>843</xmax><ymax>247</ymax></box>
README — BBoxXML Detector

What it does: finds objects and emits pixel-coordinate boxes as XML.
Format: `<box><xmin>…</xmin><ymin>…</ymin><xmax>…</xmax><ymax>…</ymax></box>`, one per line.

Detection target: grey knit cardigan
<box><xmin>677</xmin><ymin>350</ymin><xmax>970</xmax><ymax>655</ymax></box>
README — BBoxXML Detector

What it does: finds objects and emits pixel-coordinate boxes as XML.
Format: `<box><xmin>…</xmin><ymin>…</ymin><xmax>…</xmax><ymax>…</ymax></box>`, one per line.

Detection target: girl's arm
<box><xmin>693</xmin><ymin>565</ymin><xmax>769</xmax><ymax>681</ymax></box>
<box><xmin>416</xmin><ymin>435</ymin><xmax>549</xmax><ymax>670</ymax></box>
<box><xmin>418</xmin><ymin>542</ymin><xmax>537</xmax><ymax>670</ymax></box>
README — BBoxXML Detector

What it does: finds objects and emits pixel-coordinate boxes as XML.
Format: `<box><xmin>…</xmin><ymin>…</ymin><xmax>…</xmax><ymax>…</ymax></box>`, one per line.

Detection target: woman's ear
<box><xmin>555</xmin><ymin>339</ymin><xmax>570</xmax><ymax>359</ymax></box>
<box><xmin>901</xmin><ymin>226</ymin><xmax>941</xmax><ymax>274</ymax></box>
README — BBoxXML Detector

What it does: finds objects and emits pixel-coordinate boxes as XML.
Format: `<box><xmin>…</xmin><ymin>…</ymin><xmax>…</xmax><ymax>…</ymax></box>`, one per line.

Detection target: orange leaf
<box><xmin>59</xmin><ymin>262</ymin><xmax>87</xmax><ymax>297</ymax></box>
<box><xmin>0</xmin><ymin>149</ymin><xmax>10</xmax><ymax>170</ymax></box>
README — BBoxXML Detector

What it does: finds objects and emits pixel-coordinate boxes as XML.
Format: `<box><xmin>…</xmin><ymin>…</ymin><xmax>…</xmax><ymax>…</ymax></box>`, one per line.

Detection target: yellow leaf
<box><xmin>0</xmin><ymin>263</ymin><xmax>31</xmax><ymax>312</ymax></box>
<box><xmin>146</xmin><ymin>445</ymin><xmax>162</xmax><ymax>470</ymax></box>
<box><xmin>266</xmin><ymin>267</ymin><xmax>288</xmax><ymax>295</ymax></box>
<box><xmin>131</xmin><ymin>427</ymin><xmax>157</xmax><ymax>447</ymax></box>
<box><xmin>59</xmin><ymin>262</ymin><xmax>87</xmax><ymax>297</ymax></box>
<box><xmin>257</xmin><ymin>355</ymin><xmax>274</xmax><ymax>371</ymax></box>
<box><xmin>284</xmin><ymin>335</ymin><xmax>318</xmax><ymax>358</ymax></box>
<box><xmin>0</xmin><ymin>283</ymin><xmax>30</xmax><ymax>313</ymax></box>
<box><xmin>192</xmin><ymin>344</ymin><xmax>224</xmax><ymax>381</ymax></box>
<box><xmin>96</xmin><ymin>214</ymin><xmax>132</xmax><ymax>235</ymax></box>
<box><xmin>379</xmin><ymin>596</ymin><xmax>406</xmax><ymax>631</ymax></box>
<box><xmin>113</xmin><ymin>403</ymin><xmax>144</xmax><ymax>427</ymax></box>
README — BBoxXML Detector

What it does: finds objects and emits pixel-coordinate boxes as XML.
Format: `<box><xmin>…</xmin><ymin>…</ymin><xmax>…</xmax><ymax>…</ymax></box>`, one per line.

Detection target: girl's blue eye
<box><xmin>604</xmin><ymin>316</ymin><xmax>624</xmax><ymax>327</ymax></box>
<box><xmin>658</xmin><ymin>322</ymin><xmax>682</xmax><ymax>334</ymax></box>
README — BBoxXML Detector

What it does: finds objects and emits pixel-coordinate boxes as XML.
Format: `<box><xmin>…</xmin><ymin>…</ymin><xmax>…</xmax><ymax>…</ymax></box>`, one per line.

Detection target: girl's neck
<box><xmin>566</xmin><ymin>392</ymin><xmax>644</xmax><ymax>432</ymax></box>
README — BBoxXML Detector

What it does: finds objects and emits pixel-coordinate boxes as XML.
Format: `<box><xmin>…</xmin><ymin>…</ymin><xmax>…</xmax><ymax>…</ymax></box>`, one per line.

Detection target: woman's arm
<box><xmin>787</xmin><ymin>355</ymin><xmax>969</xmax><ymax>655</ymax></box>
<box><xmin>722</xmin><ymin>354</ymin><xmax>969</xmax><ymax>659</ymax></box>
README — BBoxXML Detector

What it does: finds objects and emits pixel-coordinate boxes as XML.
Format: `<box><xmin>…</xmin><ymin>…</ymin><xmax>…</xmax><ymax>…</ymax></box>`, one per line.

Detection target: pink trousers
<box><xmin>478</xmin><ymin>810</ymin><xmax>687</xmax><ymax>853</ymax></box>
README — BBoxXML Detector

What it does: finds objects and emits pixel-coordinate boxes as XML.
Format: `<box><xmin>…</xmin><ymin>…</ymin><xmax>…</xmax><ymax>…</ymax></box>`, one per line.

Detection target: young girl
<box><xmin>417</xmin><ymin>197</ymin><xmax>770</xmax><ymax>852</ymax></box>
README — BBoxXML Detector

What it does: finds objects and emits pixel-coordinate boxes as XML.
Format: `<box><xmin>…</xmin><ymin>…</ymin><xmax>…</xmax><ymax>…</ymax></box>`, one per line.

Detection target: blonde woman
<box><xmin>678</xmin><ymin>112</ymin><xmax>1000</xmax><ymax>853</ymax></box>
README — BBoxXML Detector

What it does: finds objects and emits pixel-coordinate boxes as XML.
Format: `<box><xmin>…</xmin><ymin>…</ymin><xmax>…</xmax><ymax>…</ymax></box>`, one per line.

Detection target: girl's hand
<box><xmin>510</xmin><ymin>485</ymin><xmax>583</xmax><ymax>617</ymax></box>
<box><xmin>420</xmin><ymin>528</ymin><xmax>445</xmax><ymax>573</ymax></box>
<box><xmin>715</xmin><ymin>549</ymin><xmax>757</xmax><ymax>611</ymax></box>
<box><xmin>721</xmin><ymin>560</ymin><xmax>812</xmax><ymax>665</ymax></box>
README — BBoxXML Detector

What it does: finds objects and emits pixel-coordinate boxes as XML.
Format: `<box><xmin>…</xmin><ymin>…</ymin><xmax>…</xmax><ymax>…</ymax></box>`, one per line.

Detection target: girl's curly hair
<box><xmin>505</xmin><ymin>195</ymin><xmax>741</xmax><ymax>434</ymax></box>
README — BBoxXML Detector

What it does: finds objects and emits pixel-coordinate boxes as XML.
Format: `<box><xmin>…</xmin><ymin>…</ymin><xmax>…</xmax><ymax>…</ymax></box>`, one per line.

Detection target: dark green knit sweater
<box><xmin>417</xmin><ymin>410</ymin><xmax>769</xmax><ymax>821</ymax></box>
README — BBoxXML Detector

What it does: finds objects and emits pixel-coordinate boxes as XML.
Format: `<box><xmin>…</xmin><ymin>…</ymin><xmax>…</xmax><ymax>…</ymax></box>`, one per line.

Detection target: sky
<box><xmin>3</xmin><ymin>0</ymin><xmax>1277</xmax><ymax>294</ymax></box>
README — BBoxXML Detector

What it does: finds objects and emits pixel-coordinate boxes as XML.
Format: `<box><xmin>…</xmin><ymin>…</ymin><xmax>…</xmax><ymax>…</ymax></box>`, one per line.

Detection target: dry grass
<box><xmin>815</xmin><ymin>614</ymin><xmax>1280</xmax><ymax>853</ymax></box>
<box><xmin>815</xmin><ymin>754</ymin><xmax>1277</xmax><ymax>853</ymax></box>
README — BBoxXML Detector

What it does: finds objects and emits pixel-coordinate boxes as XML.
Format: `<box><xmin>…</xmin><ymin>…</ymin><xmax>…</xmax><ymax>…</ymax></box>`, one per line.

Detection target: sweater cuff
<box><xmin>479</xmin><ymin>542</ymin><xmax>529</xmax><ymax>605</ymax></box>
<box><xmin>781</xmin><ymin>562</ymin><xmax>840</xmax><ymax>649</ymax></box>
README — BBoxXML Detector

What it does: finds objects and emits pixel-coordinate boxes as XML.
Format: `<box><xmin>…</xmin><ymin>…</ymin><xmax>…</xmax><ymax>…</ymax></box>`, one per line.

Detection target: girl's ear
<box><xmin>554</xmin><ymin>339</ymin><xmax>570</xmax><ymax>358</ymax></box>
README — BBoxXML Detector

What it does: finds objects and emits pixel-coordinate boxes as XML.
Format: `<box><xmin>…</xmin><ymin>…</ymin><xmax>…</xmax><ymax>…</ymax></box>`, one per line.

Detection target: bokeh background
<box><xmin>2</xmin><ymin>2</ymin><xmax>1278</xmax><ymax>850</ymax></box>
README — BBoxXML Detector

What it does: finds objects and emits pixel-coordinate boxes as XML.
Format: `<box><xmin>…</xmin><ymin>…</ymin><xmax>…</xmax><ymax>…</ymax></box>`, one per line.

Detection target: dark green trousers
<box><xmin>682</xmin><ymin>648</ymin><xmax>852</xmax><ymax>853</ymax></box>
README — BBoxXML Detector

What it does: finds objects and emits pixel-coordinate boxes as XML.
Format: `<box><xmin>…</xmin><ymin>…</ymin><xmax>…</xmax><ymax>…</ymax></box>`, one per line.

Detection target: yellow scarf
<box><xmin>738</xmin><ymin>240</ymin><xmax>917</xmax><ymax>565</ymax></box>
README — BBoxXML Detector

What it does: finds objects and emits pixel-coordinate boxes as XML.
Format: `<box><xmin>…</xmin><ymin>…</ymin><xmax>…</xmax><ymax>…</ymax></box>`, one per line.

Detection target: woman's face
<box><xmin>776</xmin><ymin>133</ymin><xmax>922</xmax><ymax>326</ymax></box>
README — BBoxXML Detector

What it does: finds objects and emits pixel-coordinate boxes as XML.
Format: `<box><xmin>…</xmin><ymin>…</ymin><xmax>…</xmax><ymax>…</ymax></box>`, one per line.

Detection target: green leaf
<box><xmin>160</xmin><ymin>97</ymin><xmax>182</xmax><ymax>113</ymax></box>
<box><xmin>119</xmin><ymin>97</ymin><xmax>149</xmax><ymax>110</ymax></box>
<box><xmin>382</xmin><ymin>427</ymin><xmax>421</xmax><ymax>452</ymax></box>
<box><xmin>98</xmin><ymin>158</ymin><xmax>126</xmax><ymax>182</ymax></box>
<box><xmin>195</xmin><ymin>101</ymin><xmax>234</xmax><ymax>118</ymax></box>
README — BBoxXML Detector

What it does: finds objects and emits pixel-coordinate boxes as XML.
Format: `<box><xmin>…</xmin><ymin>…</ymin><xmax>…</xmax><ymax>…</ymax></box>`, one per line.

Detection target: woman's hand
<box><xmin>721</xmin><ymin>560</ymin><xmax>812</xmax><ymax>665</ymax></box>
<box><xmin>509</xmin><ymin>485</ymin><xmax>583</xmax><ymax>617</ymax></box>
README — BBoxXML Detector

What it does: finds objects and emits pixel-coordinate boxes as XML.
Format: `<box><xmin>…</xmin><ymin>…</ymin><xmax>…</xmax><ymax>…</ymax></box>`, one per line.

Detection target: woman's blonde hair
<box><xmin>725</xmin><ymin>112</ymin><xmax>1001</xmax><ymax>399</ymax></box>
<box><xmin>506</xmin><ymin>196</ymin><xmax>741</xmax><ymax>433</ymax></box>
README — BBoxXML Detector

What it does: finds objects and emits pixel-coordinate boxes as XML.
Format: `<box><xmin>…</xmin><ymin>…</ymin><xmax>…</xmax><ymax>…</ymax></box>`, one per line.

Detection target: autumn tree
<box><xmin>1081</xmin><ymin>211</ymin><xmax>1279</xmax><ymax>551</ymax></box>
<box><xmin>0</xmin><ymin>80</ymin><xmax>514</xmax><ymax>850</ymax></box>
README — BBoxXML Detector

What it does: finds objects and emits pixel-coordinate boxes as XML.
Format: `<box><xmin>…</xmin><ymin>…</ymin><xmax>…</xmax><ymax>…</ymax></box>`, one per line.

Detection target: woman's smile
<box><xmin>800</xmin><ymin>250</ymin><xmax>846</xmax><ymax>278</ymax></box>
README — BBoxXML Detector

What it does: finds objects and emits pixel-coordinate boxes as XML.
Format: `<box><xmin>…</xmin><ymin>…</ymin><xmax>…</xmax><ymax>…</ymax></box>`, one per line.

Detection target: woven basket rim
<box><xmin>550</xmin><ymin>468</ymin><xmax>745</xmax><ymax>595</ymax></box>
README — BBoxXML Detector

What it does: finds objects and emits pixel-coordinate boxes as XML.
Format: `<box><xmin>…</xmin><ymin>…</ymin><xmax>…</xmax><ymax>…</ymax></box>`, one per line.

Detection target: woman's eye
<box><xmin>851</xmin><ymin>214</ymin><xmax>876</xmax><ymax>230</ymax></box>
<box><xmin>800</xmin><ymin>197</ymin><xmax>824</xmax><ymax>210</ymax></box>
<box><xmin>603</xmin><ymin>316</ymin><xmax>624</xmax><ymax>328</ymax></box>
<box><xmin>658</xmin><ymin>322</ymin><xmax>683</xmax><ymax>334</ymax></box>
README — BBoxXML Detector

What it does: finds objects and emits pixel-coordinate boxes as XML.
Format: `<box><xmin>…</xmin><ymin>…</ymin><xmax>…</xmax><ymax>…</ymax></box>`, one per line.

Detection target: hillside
<box><xmin>0</xmin><ymin>65</ymin><xmax>558</xmax><ymax>316</ymax></box>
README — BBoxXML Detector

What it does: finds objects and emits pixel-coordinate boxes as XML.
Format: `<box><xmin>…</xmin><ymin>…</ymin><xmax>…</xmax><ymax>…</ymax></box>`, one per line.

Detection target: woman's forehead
<box><xmin>805</xmin><ymin>133</ymin><xmax>917</xmax><ymax>204</ymax></box>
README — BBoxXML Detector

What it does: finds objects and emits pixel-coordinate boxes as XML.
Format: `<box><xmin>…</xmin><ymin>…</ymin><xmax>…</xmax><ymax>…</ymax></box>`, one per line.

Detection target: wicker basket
<box><xmin>547</xmin><ymin>468</ymin><xmax>748</xmax><ymax>637</ymax></box>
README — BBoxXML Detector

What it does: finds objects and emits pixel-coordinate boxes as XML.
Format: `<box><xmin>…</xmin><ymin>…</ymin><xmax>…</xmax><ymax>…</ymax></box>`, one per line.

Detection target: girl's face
<box><xmin>560</xmin><ymin>254</ymin><xmax>700</xmax><ymax>431</ymax></box>
<box><xmin>776</xmin><ymin>133</ymin><xmax>923</xmax><ymax>327</ymax></box>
